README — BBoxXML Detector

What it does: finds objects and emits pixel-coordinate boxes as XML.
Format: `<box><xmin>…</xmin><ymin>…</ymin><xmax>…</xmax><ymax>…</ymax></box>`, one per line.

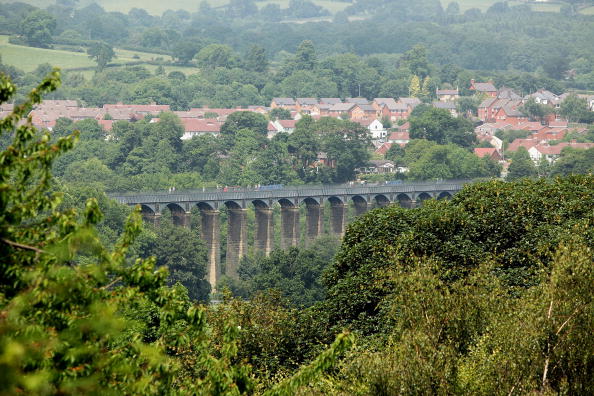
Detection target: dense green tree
<box><xmin>243</xmin><ymin>44</ymin><xmax>268</xmax><ymax>73</ymax></box>
<box><xmin>323</xmin><ymin>176</ymin><xmax>594</xmax><ymax>336</ymax></box>
<box><xmin>21</xmin><ymin>9</ymin><xmax>56</xmax><ymax>47</ymax></box>
<box><xmin>269</xmin><ymin>107</ymin><xmax>292</xmax><ymax>120</ymax></box>
<box><xmin>140</xmin><ymin>220</ymin><xmax>210</xmax><ymax>301</ymax></box>
<box><xmin>559</xmin><ymin>93</ymin><xmax>592</xmax><ymax>123</ymax></box>
<box><xmin>195</xmin><ymin>44</ymin><xmax>239</xmax><ymax>69</ymax></box>
<box><xmin>409</xmin><ymin>107</ymin><xmax>476</xmax><ymax>148</ymax></box>
<box><xmin>294</xmin><ymin>40</ymin><xmax>317</xmax><ymax>71</ymax></box>
<box><xmin>249</xmin><ymin>135</ymin><xmax>300</xmax><ymax>185</ymax></box>
<box><xmin>231</xmin><ymin>236</ymin><xmax>339</xmax><ymax>306</ymax></box>
<box><xmin>520</xmin><ymin>97</ymin><xmax>552</xmax><ymax>123</ymax></box>
<box><xmin>220</xmin><ymin>111</ymin><xmax>268</xmax><ymax>141</ymax></box>
<box><xmin>87</xmin><ymin>41</ymin><xmax>115</xmax><ymax>71</ymax></box>
<box><xmin>408</xmin><ymin>143</ymin><xmax>500</xmax><ymax>180</ymax></box>
<box><xmin>507</xmin><ymin>147</ymin><xmax>537</xmax><ymax>180</ymax></box>
<box><xmin>550</xmin><ymin>147</ymin><xmax>594</xmax><ymax>176</ymax></box>
<box><xmin>400</xmin><ymin>44</ymin><xmax>430</xmax><ymax>79</ymax></box>
<box><xmin>172</xmin><ymin>40</ymin><xmax>204</xmax><ymax>64</ymax></box>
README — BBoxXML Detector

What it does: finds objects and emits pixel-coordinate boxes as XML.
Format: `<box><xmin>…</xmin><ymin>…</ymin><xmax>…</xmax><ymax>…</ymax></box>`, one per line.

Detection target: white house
<box><xmin>367</xmin><ymin>119</ymin><xmax>387</xmax><ymax>140</ymax></box>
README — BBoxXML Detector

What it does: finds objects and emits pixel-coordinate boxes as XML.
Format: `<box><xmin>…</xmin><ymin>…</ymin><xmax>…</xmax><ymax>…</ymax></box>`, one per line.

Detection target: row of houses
<box><xmin>270</xmin><ymin>97</ymin><xmax>423</xmax><ymax>121</ymax></box>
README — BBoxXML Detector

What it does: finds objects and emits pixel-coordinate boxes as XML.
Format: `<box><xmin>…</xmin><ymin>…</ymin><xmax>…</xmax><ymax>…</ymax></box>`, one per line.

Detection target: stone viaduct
<box><xmin>110</xmin><ymin>181</ymin><xmax>468</xmax><ymax>288</ymax></box>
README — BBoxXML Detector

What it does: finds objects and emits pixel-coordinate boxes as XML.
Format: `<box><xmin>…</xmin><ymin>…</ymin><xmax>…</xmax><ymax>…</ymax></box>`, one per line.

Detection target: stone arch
<box><xmin>437</xmin><ymin>191</ymin><xmax>452</xmax><ymax>200</ymax></box>
<box><xmin>327</xmin><ymin>196</ymin><xmax>345</xmax><ymax>207</ymax></box>
<box><xmin>351</xmin><ymin>195</ymin><xmax>369</xmax><ymax>216</ymax></box>
<box><xmin>165</xmin><ymin>203</ymin><xmax>186</xmax><ymax>226</ymax></box>
<box><xmin>417</xmin><ymin>192</ymin><xmax>433</xmax><ymax>205</ymax></box>
<box><xmin>224</xmin><ymin>200</ymin><xmax>243</xmax><ymax>210</ymax></box>
<box><xmin>196</xmin><ymin>201</ymin><xmax>216</xmax><ymax>212</ymax></box>
<box><xmin>278</xmin><ymin>198</ymin><xmax>298</xmax><ymax>208</ymax></box>
<box><xmin>301</xmin><ymin>197</ymin><xmax>321</xmax><ymax>207</ymax></box>
<box><xmin>396</xmin><ymin>193</ymin><xmax>413</xmax><ymax>209</ymax></box>
<box><xmin>140</xmin><ymin>204</ymin><xmax>155</xmax><ymax>216</ymax></box>
<box><xmin>252</xmin><ymin>199</ymin><xmax>271</xmax><ymax>209</ymax></box>
<box><xmin>374</xmin><ymin>194</ymin><xmax>390</xmax><ymax>207</ymax></box>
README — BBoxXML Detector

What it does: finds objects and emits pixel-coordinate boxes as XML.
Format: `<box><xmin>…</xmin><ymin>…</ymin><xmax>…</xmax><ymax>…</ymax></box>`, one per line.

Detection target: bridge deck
<box><xmin>110</xmin><ymin>180</ymin><xmax>469</xmax><ymax>206</ymax></box>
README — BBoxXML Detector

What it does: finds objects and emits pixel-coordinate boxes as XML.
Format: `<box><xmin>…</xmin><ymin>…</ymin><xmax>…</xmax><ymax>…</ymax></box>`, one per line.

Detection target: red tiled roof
<box><xmin>278</xmin><ymin>119</ymin><xmax>297</xmax><ymax>128</ymax></box>
<box><xmin>98</xmin><ymin>119</ymin><xmax>113</xmax><ymax>131</ymax></box>
<box><xmin>388</xmin><ymin>131</ymin><xmax>410</xmax><ymax>142</ymax></box>
<box><xmin>474</xmin><ymin>148</ymin><xmax>497</xmax><ymax>158</ymax></box>
<box><xmin>180</xmin><ymin>118</ymin><xmax>220</xmax><ymax>133</ymax></box>
<box><xmin>507</xmin><ymin>138</ymin><xmax>539</xmax><ymax>152</ymax></box>
<box><xmin>103</xmin><ymin>103</ymin><xmax>170</xmax><ymax>113</ymax></box>
<box><xmin>375</xmin><ymin>142</ymin><xmax>392</xmax><ymax>155</ymax></box>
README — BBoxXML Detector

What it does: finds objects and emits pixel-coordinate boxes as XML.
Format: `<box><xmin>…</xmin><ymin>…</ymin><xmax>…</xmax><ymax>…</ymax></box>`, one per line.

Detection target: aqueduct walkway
<box><xmin>110</xmin><ymin>180</ymin><xmax>469</xmax><ymax>288</ymax></box>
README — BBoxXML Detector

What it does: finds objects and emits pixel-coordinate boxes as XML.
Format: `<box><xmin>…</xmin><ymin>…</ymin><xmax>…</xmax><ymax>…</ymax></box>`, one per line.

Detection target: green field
<box><xmin>581</xmin><ymin>5</ymin><xmax>594</xmax><ymax>14</ymax></box>
<box><xmin>0</xmin><ymin>35</ymin><xmax>199</xmax><ymax>77</ymax></box>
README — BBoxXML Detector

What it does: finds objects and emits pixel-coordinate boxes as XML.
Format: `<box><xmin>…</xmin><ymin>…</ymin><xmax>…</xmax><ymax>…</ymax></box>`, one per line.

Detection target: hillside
<box><xmin>0</xmin><ymin>0</ymin><xmax>575</xmax><ymax>16</ymax></box>
<box><xmin>0</xmin><ymin>35</ymin><xmax>197</xmax><ymax>76</ymax></box>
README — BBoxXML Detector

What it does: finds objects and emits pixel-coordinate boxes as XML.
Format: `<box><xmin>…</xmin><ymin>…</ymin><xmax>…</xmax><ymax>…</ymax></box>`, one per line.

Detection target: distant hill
<box><xmin>1</xmin><ymin>0</ymin><xmax>563</xmax><ymax>16</ymax></box>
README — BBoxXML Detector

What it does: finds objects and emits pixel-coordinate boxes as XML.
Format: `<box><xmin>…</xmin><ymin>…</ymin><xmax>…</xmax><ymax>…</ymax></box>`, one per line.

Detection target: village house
<box><xmin>433</xmin><ymin>101</ymin><xmax>458</xmax><ymax>117</ymax></box>
<box><xmin>272</xmin><ymin>119</ymin><xmax>297</xmax><ymax>134</ymax></box>
<box><xmin>525</xmin><ymin>89</ymin><xmax>560</xmax><ymax>107</ymax></box>
<box><xmin>372</xmin><ymin>98</ymin><xmax>410</xmax><ymax>121</ymax></box>
<box><xmin>374</xmin><ymin>142</ymin><xmax>392</xmax><ymax>156</ymax></box>
<box><xmin>103</xmin><ymin>103</ymin><xmax>170</xmax><ymax>115</ymax></box>
<box><xmin>319</xmin><ymin>98</ymin><xmax>342</xmax><ymax>105</ymax></box>
<box><xmin>474</xmin><ymin>147</ymin><xmax>503</xmax><ymax>162</ymax></box>
<box><xmin>350</xmin><ymin>104</ymin><xmax>379</xmax><ymax>121</ymax></box>
<box><xmin>387</xmin><ymin>130</ymin><xmax>410</xmax><ymax>146</ymax></box>
<box><xmin>496</xmin><ymin>86</ymin><xmax>522</xmax><ymax>100</ymax></box>
<box><xmin>356</xmin><ymin>159</ymin><xmax>396</xmax><ymax>174</ymax></box>
<box><xmin>475</xmin><ymin>122</ymin><xmax>514</xmax><ymax>136</ymax></box>
<box><xmin>270</xmin><ymin>98</ymin><xmax>297</xmax><ymax>110</ymax></box>
<box><xmin>528</xmin><ymin>142</ymin><xmax>594</xmax><ymax>163</ymax></box>
<box><xmin>327</xmin><ymin>103</ymin><xmax>356</xmax><ymax>118</ymax></box>
<box><xmin>476</xmin><ymin>134</ymin><xmax>503</xmax><ymax>150</ymax></box>
<box><xmin>478</xmin><ymin>98</ymin><xmax>528</xmax><ymax>125</ymax></box>
<box><xmin>470</xmin><ymin>79</ymin><xmax>497</xmax><ymax>97</ymax></box>
<box><xmin>295</xmin><ymin>98</ymin><xmax>318</xmax><ymax>114</ymax></box>
<box><xmin>436</xmin><ymin>88</ymin><xmax>459</xmax><ymax>102</ymax></box>
<box><xmin>179</xmin><ymin>118</ymin><xmax>221</xmax><ymax>140</ymax></box>
<box><xmin>345</xmin><ymin>97</ymin><xmax>370</xmax><ymax>105</ymax></box>
<box><xmin>507</xmin><ymin>138</ymin><xmax>540</xmax><ymax>154</ymax></box>
<box><xmin>310</xmin><ymin>103</ymin><xmax>331</xmax><ymax>117</ymax></box>
<box><xmin>356</xmin><ymin>119</ymin><xmax>386</xmax><ymax>140</ymax></box>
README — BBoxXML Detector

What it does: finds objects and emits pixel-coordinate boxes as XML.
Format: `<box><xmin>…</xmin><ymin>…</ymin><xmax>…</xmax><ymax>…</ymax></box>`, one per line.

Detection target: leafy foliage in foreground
<box><xmin>0</xmin><ymin>71</ymin><xmax>352</xmax><ymax>395</ymax></box>
<box><xmin>323</xmin><ymin>176</ymin><xmax>594</xmax><ymax>335</ymax></box>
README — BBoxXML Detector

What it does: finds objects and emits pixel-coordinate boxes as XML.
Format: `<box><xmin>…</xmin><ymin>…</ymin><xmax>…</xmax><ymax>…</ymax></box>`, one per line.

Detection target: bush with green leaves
<box><xmin>323</xmin><ymin>176</ymin><xmax>594</xmax><ymax>335</ymax></box>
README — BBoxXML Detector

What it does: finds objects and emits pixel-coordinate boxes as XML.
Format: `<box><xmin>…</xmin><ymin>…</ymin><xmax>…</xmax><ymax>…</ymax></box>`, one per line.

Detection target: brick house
<box><xmin>270</xmin><ymin>98</ymin><xmax>296</xmax><ymax>110</ymax></box>
<box><xmin>436</xmin><ymin>88</ymin><xmax>459</xmax><ymax>102</ymax></box>
<box><xmin>295</xmin><ymin>98</ymin><xmax>318</xmax><ymax>114</ymax></box>
<box><xmin>179</xmin><ymin>118</ymin><xmax>221</xmax><ymax>140</ymax></box>
<box><xmin>470</xmin><ymin>79</ymin><xmax>497</xmax><ymax>97</ymax></box>
<box><xmin>474</xmin><ymin>147</ymin><xmax>503</xmax><ymax>162</ymax></box>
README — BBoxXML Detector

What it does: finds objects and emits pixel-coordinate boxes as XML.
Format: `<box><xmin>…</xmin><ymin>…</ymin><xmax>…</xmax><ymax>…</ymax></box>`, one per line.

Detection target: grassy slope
<box><xmin>0</xmin><ymin>35</ymin><xmax>197</xmax><ymax>76</ymax></box>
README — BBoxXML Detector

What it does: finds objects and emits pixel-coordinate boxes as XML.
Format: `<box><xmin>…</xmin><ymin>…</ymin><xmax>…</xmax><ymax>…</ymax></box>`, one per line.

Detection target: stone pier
<box><xmin>305</xmin><ymin>203</ymin><xmax>323</xmax><ymax>244</ymax></box>
<box><xmin>281</xmin><ymin>206</ymin><xmax>300</xmax><ymax>249</ymax></box>
<box><xmin>226</xmin><ymin>208</ymin><xmax>248</xmax><ymax>278</ymax></box>
<box><xmin>353</xmin><ymin>200</ymin><xmax>371</xmax><ymax>217</ymax></box>
<box><xmin>254</xmin><ymin>207</ymin><xmax>274</xmax><ymax>255</ymax></box>
<box><xmin>330</xmin><ymin>201</ymin><xmax>347</xmax><ymax>237</ymax></box>
<box><xmin>200</xmin><ymin>210</ymin><xmax>220</xmax><ymax>289</ymax></box>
